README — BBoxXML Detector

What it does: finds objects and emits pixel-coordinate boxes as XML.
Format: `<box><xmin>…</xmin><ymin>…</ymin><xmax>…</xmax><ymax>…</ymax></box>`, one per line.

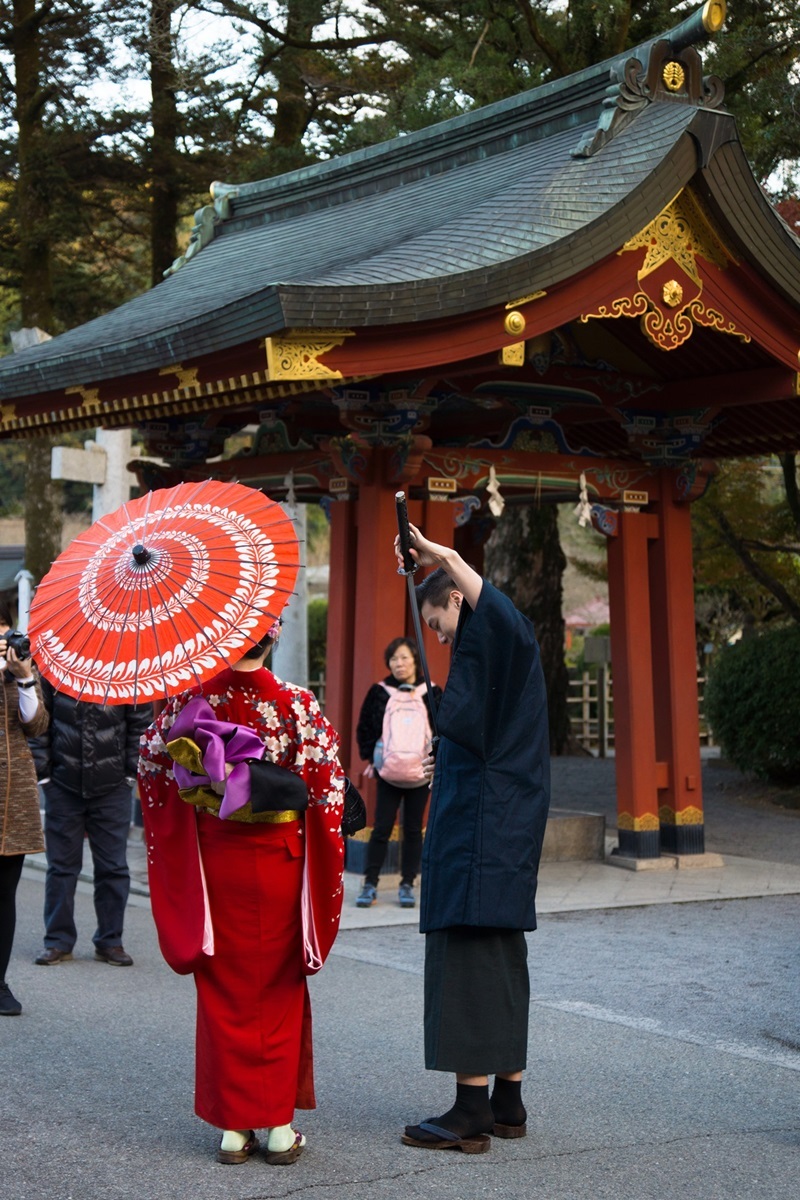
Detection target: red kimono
<box><xmin>138</xmin><ymin>667</ymin><xmax>345</xmax><ymax>1131</ymax></box>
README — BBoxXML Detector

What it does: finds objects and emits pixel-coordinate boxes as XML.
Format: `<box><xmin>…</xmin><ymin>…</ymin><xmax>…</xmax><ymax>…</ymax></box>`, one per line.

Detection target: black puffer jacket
<box><xmin>30</xmin><ymin>679</ymin><xmax>153</xmax><ymax>798</ymax></box>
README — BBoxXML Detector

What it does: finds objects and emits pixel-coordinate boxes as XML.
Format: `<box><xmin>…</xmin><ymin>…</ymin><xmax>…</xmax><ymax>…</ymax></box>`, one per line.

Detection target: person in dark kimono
<box><xmin>396</xmin><ymin>524</ymin><xmax>550</xmax><ymax>1155</ymax></box>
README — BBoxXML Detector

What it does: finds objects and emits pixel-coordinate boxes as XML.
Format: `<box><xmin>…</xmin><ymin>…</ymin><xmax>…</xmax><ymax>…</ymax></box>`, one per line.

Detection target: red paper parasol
<box><xmin>29</xmin><ymin>480</ymin><xmax>300</xmax><ymax>704</ymax></box>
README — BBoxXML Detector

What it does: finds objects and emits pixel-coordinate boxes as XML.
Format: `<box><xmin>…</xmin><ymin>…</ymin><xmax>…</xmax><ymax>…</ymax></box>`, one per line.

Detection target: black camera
<box><xmin>3</xmin><ymin>630</ymin><xmax>31</xmax><ymax>661</ymax></box>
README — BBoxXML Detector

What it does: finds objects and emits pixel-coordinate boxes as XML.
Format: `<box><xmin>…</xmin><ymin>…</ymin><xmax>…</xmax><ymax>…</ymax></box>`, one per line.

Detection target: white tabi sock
<box><xmin>219</xmin><ymin>1129</ymin><xmax>249</xmax><ymax>1153</ymax></box>
<box><xmin>267</xmin><ymin>1124</ymin><xmax>304</xmax><ymax>1153</ymax></box>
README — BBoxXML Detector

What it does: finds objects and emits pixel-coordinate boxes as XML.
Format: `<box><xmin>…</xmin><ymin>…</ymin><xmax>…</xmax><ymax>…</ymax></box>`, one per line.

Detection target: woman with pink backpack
<box><xmin>355</xmin><ymin>638</ymin><xmax>441</xmax><ymax>909</ymax></box>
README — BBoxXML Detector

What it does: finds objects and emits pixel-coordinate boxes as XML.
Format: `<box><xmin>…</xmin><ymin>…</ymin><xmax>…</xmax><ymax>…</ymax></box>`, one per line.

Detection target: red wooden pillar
<box><xmin>348</xmin><ymin>474</ymin><xmax>408</xmax><ymax>777</ymax></box>
<box><xmin>607</xmin><ymin>510</ymin><xmax>661</xmax><ymax>858</ymax></box>
<box><xmin>406</xmin><ymin>496</ymin><xmax>455</xmax><ymax>688</ymax></box>
<box><xmin>649</xmin><ymin>473</ymin><xmax>705</xmax><ymax>854</ymax></box>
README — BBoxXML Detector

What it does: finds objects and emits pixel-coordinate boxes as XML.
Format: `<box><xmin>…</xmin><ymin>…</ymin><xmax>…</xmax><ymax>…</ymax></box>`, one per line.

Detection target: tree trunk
<box><xmin>483</xmin><ymin>503</ymin><xmax>574</xmax><ymax>754</ymax></box>
<box><xmin>268</xmin><ymin>0</ymin><xmax>326</xmax><ymax>174</ymax></box>
<box><xmin>13</xmin><ymin>0</ymin><xmax>63</xmax><ymax>582</ymax></box>
<box><xmin>149</xmin><ymin>0</ymin><xmax>180</xmax><ymax>283</ymax></box>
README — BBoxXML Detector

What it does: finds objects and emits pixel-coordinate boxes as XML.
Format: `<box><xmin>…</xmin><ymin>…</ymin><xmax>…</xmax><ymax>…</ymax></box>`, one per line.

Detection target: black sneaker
<box><xmin>0</xmin><ymin>982</ymin><xmax>22</xmax><ymax>1016</ymax></box>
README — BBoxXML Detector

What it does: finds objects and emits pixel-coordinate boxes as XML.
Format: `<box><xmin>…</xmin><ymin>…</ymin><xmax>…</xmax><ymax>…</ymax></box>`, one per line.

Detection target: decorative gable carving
<box><xmin>573</xmin><ymin>36</ymin><xmax>725</xmax><ymax>159</ymax></box>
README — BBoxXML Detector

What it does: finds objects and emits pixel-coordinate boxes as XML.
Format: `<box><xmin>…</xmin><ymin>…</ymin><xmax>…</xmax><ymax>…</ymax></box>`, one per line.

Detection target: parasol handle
<box><xmin>132</xmin><ymin>544</ymin><xmax>152</xmax><ymax>566</ymax></box>
<box><xmin>395</xmin><ymin>491</ymin><xmax>417</xmax><ymax>576</ymax></box>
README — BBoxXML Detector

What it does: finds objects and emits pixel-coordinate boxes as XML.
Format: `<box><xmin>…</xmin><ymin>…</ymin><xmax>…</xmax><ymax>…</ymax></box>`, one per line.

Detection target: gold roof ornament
<box><xmin>702</xmin><ymin>1</ymin><xmax>726</xmax><ymax>34</ymax></box>
<box><xmin>662</xmin><ymin>62</ymin><xmax>686</xmax><ymax>92</ymax></box>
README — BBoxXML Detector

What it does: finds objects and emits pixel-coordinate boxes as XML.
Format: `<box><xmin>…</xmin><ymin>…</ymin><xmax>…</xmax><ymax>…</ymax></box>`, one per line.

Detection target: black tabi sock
<box><xmin>490</xmin><ymin>1076</ymin><xmax>527</xmax><ymax>1127</ymax></box>
<box><xmin>419</xmin><ymin>1083</ymin><xmax>494</xmax><ymax>1139</ymax></box>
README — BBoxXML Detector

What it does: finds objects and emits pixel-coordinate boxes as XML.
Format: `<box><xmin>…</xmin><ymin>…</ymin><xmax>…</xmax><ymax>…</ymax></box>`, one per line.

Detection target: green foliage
<box><xmin>306</xmin><ymin>503</ymin><xmax>330</xmax><ymax>565</ymax></box>
<box><xmin>307</xmin><ymin>596</ymin><xmax>328</xmax><ymax>678</ymax></box>
<box><xmin>705</xmin><ymin>0</ymin><xmax>800</xmax><ymax>186</ymax></box>
<box><xmin>704</xmin><ymin>625</ymin><xmax>800</xmax><ymax>784</ymax></box>
<box><xmin>693</xmin><ymin>457</ymin><xmax>800</xmax><ymax>630</ymax></box>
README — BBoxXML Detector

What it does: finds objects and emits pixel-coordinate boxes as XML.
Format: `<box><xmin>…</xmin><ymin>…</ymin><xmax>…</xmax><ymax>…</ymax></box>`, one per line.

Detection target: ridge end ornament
<box><xmin>265</xmin><ymin>329</ymin><xmax>355</xmax><ymax>382</ymax></box>
<box><xmin>571</xmin><ymin>7</ymin><xmax>727</xmax><ymax>159</ymax></box>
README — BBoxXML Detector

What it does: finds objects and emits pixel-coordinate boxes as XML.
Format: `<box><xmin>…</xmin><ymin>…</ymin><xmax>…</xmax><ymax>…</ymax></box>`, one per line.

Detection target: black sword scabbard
<box><xmin>395</xmin><ymin>491</ymin><xmax>439</xmax><ymax>746</ymax></box>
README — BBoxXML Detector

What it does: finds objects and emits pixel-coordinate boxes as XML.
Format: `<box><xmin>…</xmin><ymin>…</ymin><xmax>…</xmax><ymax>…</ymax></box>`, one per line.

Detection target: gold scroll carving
<box><xmin>65</xmin><ymin>385</ymin><xmax>103</xmax><ymax>413</ymax></box>
<box><xmin>266</xmin><ymin>329</ymin><xmax>355</xmax><ymax>382</ymax></box>
<box><xmin>579</xmin><ymin>191</ymin><xmax>751</xmax><ymax>351</ymax></box>
<box><xmin>159</xmin><ymin>363</ymin><xmax>200</xmax><ymax>389</ymax></box>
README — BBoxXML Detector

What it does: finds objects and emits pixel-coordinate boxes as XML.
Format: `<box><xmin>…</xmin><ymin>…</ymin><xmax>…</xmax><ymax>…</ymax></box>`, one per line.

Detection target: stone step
<box><xmin>542</xmin><ymin>808</ymin><xmax>606</xmax><ymax>862</ymax></box>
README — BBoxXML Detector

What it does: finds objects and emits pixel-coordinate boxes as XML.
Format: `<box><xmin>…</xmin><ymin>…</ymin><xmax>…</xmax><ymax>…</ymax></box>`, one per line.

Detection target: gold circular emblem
<box><xmin>663</xmin><ymin>62</ymin><xmax>686</xmax><ymax>92</ymax></box>
<box><xmin>702</xmin><ymin>1</ymin><xmax>726</xmax><ymax>34</ymax></box>
<box><xmin>504</xmin><ymin>310</ymin><xmax>526</xmax><ymax>336</ymax></box>
<box><xmin>662</xmin><ymin>280</ymin><xmax>684</xmax><ymax>308</ymax></box>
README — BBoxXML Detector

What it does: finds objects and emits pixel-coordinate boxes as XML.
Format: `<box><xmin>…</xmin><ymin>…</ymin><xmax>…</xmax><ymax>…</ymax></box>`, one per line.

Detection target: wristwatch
<box><xmin>16</xmin><ymin>678</ymin><xmax>36</xmax><ymax>689</ymax></box>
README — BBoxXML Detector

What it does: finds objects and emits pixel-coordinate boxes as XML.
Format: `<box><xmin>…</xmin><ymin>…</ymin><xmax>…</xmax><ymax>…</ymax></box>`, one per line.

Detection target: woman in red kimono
<box><xmin>138</xmin><ymin>623</ymin><xmax>345</xmax><ymax>1166</ymax></box>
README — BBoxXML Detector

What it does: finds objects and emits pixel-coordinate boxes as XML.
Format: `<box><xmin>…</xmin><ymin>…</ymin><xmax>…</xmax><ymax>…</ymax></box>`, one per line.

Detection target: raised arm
<box><xmin>395</xmin><ymin>522</ymin><xmax>483</xmax><ymax>611</ymax></box>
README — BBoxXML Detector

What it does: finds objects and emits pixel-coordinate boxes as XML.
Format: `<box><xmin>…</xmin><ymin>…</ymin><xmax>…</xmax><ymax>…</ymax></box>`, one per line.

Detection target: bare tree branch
<box><xmin>709</xmin><ymin>503</ymin><xmax>800</xmax><ymax>624</ymax></box>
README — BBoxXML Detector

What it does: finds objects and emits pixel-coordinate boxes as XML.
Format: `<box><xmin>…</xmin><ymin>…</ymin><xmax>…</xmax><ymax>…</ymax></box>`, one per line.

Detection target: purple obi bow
<box><xmin>167</xmin><ymin>696</ymin><xmax>265</xmax><ymax>820</ymax></box>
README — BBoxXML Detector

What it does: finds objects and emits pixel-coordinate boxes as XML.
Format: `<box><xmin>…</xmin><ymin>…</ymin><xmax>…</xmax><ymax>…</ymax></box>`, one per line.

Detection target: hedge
<box><xmin>704</xmin><ymin>625</ymin><xmax>800</xmax><ymax>784</ymax></box>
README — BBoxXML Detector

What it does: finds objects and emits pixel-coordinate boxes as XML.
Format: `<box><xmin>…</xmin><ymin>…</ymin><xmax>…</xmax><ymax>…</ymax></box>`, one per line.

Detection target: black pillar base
<box><xmin>660</xmin><ymin>823</ymin><xmax>705</xmax><ymax>855</ymax></box>
<box><xmin>617</xmin><ymin>828</ymin><xmax>661</xmax><ymax>859</ymax></box>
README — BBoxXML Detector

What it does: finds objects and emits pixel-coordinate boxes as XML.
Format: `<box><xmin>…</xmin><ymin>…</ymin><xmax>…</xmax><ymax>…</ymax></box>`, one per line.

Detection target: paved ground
<box><xmin>3</xmin><ymin>758</ymin><xmax>799</xmax><ymax>1200</ymax></box>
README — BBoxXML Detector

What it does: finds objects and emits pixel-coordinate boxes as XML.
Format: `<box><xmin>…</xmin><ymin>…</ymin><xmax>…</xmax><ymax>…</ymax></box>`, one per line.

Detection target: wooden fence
<box><xmin>312</xmin><ymin>669</ymin><xmax>713</xmax><ymax>757</ymax></box>
<box><xmin>567</xmin><ymin>668</ymin><xmax>714</xmax><ymax>756</ymax></box>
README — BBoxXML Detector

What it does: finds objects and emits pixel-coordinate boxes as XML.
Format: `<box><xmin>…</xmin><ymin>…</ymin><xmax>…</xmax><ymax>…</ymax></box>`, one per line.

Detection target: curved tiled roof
<box><xmin>1</xmin><ymin>4</ymin><xmax>798</xmax><ymax>404</ymax></box>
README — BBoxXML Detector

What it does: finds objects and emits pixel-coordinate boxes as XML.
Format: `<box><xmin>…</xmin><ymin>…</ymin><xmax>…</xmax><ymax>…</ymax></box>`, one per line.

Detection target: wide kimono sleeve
<box><xmin>138</xmin><ymin>694</ymin><xmax>211</xmax><ymax>975</ymax></box>
<box><xmin>282</xmin><ymin>686</ymin><xmax>346</xmax><ymax>975</ymax></box>
<box><xmin>435</xmin><ymin>580</ymin><xmax>540</xmax><ymax>761</ymax></box>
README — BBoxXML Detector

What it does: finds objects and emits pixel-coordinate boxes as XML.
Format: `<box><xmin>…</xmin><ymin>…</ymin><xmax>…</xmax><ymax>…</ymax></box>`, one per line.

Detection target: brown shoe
<box><xmin>35</xmin><ymin>947</ymin><xmax>74</xmax><ymax>966</ymax></box>
<box><xmin>94</xmin><ymin>945</ymin><xmax>133</xmax><ymax>966</ymax></box>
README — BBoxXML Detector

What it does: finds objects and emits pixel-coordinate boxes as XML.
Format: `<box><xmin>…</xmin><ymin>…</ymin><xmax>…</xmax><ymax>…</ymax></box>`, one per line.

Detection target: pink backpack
<box><xmin>377</xmin><ymin>682</ymin><xmax>431</xmax><ymax>787</ymax></box>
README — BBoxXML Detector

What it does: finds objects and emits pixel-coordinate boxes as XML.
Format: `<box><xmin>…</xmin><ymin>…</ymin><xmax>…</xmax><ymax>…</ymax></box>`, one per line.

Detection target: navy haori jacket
<box><xmin>419</xmin><ymin>580</ymin><xmax>550</xmax><ymax>934</ymax></box>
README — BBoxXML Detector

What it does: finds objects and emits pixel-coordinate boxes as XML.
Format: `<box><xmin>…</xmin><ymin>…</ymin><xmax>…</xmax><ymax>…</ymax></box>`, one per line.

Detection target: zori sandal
<box><xmin>265</xmin><ymin>1126</ymin><xmax>306</xmax><ymax>1165</ymax></box>
<box><xmin>401</xmin><ymin>1122</ymin><xmax>491</xmax><ymax>1153</ymax></box>
<box><xmin>217</xmin><ymin>1130</ymin><xmax>259</xmax><ymax>1164</ymax></box>
<box><xmin>492</xmin><ymin>1120</ymin><xmax>527</xmax><ymax>1138</ymax></box>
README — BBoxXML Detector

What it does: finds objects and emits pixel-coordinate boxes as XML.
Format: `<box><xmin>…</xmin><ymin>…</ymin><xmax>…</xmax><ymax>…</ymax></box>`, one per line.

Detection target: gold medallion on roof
<box><xmin>504</xmin><ymin>311</ymin><xmax>526</xmax><ymax>336</ymax></box>
<box><xmin>662</xmin><ymin>62</ymin><xmax>685</xmax><ymax>92</ymax></box>
<box><xmin>662</xmin><ymin>280</ymin><xmax>684</xmax><ymax>308</ymax></box>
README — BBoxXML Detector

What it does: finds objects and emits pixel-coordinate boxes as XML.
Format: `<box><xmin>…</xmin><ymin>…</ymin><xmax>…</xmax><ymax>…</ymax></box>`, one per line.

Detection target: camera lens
<box><xmin>6</xmin><ymin>631</ymin><xmax>31</xmax><ymax>661</ymax></box>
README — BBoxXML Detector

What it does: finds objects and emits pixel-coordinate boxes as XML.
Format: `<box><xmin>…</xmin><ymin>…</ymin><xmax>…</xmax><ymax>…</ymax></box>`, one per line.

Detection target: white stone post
<box><xmin>15</xmin><ymin>569</ymin><xmax>34</xmax><ymax>633</ymax></box>
<box><xmin>50</xmin><ymin>428</ymin><xmax>138</xmax><ymax>522</ymax></box>
<box><xmin>271</xmin><ymin>503</ymin><xmax>309</xmax><ymax>688</ymax></box>
<box><xmin>91</xmin><ymin>429</ymin><xmax>138</xmax><ymax>521</ymax></box>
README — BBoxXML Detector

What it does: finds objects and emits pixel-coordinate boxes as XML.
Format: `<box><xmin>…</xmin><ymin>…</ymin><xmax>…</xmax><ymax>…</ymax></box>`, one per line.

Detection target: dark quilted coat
<box><xmin>30</xmin><ymin>678</ymin><xmax>152</xmax><ymax>798</ymax></box>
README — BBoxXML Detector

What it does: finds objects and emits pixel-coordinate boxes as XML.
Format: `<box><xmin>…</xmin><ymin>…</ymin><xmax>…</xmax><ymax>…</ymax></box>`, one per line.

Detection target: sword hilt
<box><xmin>395</xmin><ymin>491</ymin><xmax>417</xmax><ymax>576</ymax></box>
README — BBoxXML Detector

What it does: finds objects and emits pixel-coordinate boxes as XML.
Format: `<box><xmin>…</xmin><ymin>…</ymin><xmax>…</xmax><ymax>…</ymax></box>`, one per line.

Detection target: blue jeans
<box><xmin>42</xmin><ymin>779</ymin><xmax>131</xmax><ymax>951</ymax></box>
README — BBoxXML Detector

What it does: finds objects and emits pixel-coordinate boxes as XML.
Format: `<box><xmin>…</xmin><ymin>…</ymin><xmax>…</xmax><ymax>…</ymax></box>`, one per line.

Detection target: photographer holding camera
<box><xmin>0</xmin><ymin>603</ymin><xmax>49</xmax><ymax>1015</ymax></box>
